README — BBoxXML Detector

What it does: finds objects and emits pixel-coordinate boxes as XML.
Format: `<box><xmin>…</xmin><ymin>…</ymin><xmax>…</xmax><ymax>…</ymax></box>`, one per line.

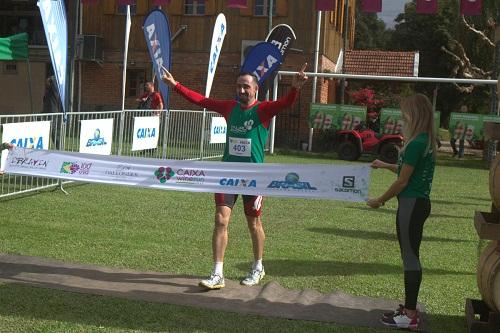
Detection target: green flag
<box><xmin>0</xmin><ymin>33</ymin><xmax>28</xmax><ymax>60</ymax></box>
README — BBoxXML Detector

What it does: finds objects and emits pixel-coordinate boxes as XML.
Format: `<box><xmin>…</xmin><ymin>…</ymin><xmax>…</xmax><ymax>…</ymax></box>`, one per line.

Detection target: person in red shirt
<box><xmin>136</xmin><ymin>81</ymin><xmax>163</xmax><ymax>116</ymax></box>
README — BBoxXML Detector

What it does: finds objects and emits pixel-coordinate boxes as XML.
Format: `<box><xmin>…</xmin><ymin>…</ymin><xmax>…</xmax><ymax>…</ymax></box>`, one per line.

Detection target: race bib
<box><xmin>229</xmin><ymin>137</ymin><xmax>251</xmax><ymax>157</ymax></box>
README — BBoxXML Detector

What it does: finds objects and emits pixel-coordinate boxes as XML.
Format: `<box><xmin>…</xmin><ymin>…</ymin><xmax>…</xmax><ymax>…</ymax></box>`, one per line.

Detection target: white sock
<box><xmin>253</xmin><ymin>259</ymin><xmax>263</xmax><ymax>271</ymax></box>
<box><xmin>214</xmin><ymin>262</ymin><xmax>224</xmax><ymax>276</ymax></box>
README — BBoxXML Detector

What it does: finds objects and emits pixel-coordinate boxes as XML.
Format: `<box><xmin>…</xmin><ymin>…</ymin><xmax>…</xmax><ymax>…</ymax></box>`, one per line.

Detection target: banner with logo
<box><xmin>79</xmin><ymin>119</ymin><xmax>114</xmax><ymax>155</ymax></box>
<box><xmin>5</xmin><ymin>148</ymin><xmax>371</xmax><ymax>202</ymax></box>
<box><xmin>416</xmin><ymin>0</ymin><xmax>438</xmax><ymax>14</ymax></box>
<box><xmin>448</xmin><ymin>113</ymin><xmax>500</xmax><ymax>141</ymax></box>
<box><xmin>260</xmin><ymin>24</ymin><xmax>296</xmax><ymax>100</ymax></box>
<box><xmin>210</xmin><ymin>117</ymin><xmax>227</xmax><ymax>144</ymax></box>
<box><xmin>240</xmin><ymin>42</ymin><xmax>283</xmax><ymax>86</ymax></box>
<box><xmin>449</xmin><ymin>113</ymin><xmax>483</xmax><ymax>141</ymax></box>
<box><xmin>380</xmin><ymin>108</ymin><xmax>440</xmax><ymax>135</ymax></box>
<box><xmin>205</xmin><ymin>13</ymin><xmax>226</xmax><ymax>98</ymax></box>
<box><xmin>1</xmin><ymin>121</ymin><xmax>51</xmax><ymax>171</ymax></box>
<box><xmin>37</xmin><ymin>0</ymin><xmax>67</xmax><ymax>116</ymax></box>
<box><xmin>143</xmin><ymin>9</ymin><xmax>171</xmax><ymax>108</ymax></box>
<box><xmin>132</xmin><ymin>116</ymin><xmax>160</xmax><ymax>151</ymax></box>
<box><xmin>309</xmin><ymin>103</ymin><xmax>366</xmax><ymax>131</ymax></box>
<box><xmin>380</xmin><ymin>108</ymin><xmax>404</xmax><ymax>135</ymax></box>
<box><xmin>315</xmin><ymin>0</ymin><xmax>336</xmax><ymax>11</ymax></box>
<box><xmin>460</xmin><ymin>0</ymin><xmax>482</xmax><ymax>16</ymax></box>
<box><xmin>361</xmin><ymin>0</ymin><xmax>382</xmax><ymax>13</ymax></box>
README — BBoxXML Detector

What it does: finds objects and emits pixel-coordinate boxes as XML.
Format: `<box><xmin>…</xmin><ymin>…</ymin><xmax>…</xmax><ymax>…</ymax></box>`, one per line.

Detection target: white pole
<box><xmin>308</xmin><ymin>10</ymin><xmax>321</xmax><ymax>152</ymax></box>
<box><xmin>118</xmin><ymin>5</ymin><xmax>131</xmax><ymax>156</ymax></box>
<box><xmin>78</xmin><ymin>0</ymin><xmax>83</xmax><ymax>113</ymax></box>
<box><xmin>121</xmin><ymin>5</ymin><xmax>131</xmax><ymax>111</ymax></box>
<box><xmin>277</xmin><ymin>71</ymin><xmax>497</xmax><ymax>85</ymax></box>
<box><xmin>269</xmin><ymin>74</ymin><xmax>279</xmax><ymax>154</ymax></box>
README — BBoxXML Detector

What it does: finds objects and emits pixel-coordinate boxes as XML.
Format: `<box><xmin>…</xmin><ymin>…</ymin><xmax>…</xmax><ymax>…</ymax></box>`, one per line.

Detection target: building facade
<box><xmin>0</xmin><ymin>0</ymin><xmax>356</xmax><ymax>147</ymax></box>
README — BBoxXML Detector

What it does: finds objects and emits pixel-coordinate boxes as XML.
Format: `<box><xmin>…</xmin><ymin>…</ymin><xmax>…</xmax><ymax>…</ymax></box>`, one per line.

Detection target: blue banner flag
<box><xmin>240</xmin><ymin>42</ymin><xmax>283</xmax><ymax>87</ymax></box>
<box><xmin>37</xmin><ymin>0</ymin><xmax>67</xmax><ymax>116</ymax></box>
<box><xmin>143</xmin><ymin>9</ymin><xmax>171</xmax><ymax>109</ymax></box>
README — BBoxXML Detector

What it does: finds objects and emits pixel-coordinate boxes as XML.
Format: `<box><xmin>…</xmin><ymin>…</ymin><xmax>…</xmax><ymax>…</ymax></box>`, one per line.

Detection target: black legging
<box><xmin>396</xmin><ymin>197</ymin><xmax>431</xmax><ymax>310</ymax></box>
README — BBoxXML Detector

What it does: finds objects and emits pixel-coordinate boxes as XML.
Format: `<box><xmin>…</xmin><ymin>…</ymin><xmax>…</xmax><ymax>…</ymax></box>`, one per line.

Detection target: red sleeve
<box><xmin>256</xmin><ymin>88</ymin><xmax>299</xmax><ymax>127</ymax></box>
<box><xmin>153</xmin><ymin>93</ymin><xmax>163</xmax><ymax>109</ymax></box>
<box><xmin>175</xmin><ymin>83</ymin><xmax>235</xmax><ymax>119</ymax></box>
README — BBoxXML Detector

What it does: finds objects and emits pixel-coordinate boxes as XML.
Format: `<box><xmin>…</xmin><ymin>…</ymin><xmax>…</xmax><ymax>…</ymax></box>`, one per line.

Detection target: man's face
<box><xmin>236</xmin><ymin>75</ymin><xmax>258</xmax><ymax>105</ymax></box>
<box><xmin>145</xmin><ymin>83</ymin><xmax>153</xmax><ymax>93</ymax></box>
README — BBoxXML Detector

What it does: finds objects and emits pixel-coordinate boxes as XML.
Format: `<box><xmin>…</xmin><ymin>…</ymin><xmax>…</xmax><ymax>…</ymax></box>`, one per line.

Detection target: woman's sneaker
<box><xmin>382</xmin><ymin>304</ymin><xmax>404</xmax><ymax>320</ymax></box>
<box><xmin>380</xmin><ymin>310</ymin><xmax>419</xmax><ymax>331</ymax></box>
<box><xmin>240</xmin><ymin>268</ymin><xmax>265</xmax><ymax>286</ymax></box>
<box><xmin>199</xmin><ymin>273</ymin><xmax>225</xmax><ymax>290</ymax></box>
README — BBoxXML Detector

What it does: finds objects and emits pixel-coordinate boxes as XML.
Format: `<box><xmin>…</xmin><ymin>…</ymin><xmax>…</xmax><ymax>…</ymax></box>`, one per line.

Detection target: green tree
<box><xmin>354</xmin><ymin>1</ymin><xmax>391</xmax><ymax>50</ymax></box>
<box><xmin>388</xmin><ymin>0</ymin><xmax>499</xmax><ymax>121</ymax></box>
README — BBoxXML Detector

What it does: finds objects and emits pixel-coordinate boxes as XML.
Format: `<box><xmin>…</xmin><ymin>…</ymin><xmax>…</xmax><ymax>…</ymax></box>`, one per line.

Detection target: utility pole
<box><xmin>487</xmin><ymin>10</ymin><xmax>500</xmax><ymax>162</ymax></box>
<box><xmin>340</xmin><ymin>0</ymin><xmax>349</xmax><ymax>104</ymax></box>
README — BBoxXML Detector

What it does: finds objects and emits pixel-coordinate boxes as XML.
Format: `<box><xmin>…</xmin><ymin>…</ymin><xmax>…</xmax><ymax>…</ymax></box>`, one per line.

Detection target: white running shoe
<box><xmin>199</xmin><ymin>273</ymin><xmax>225</xmax><ymax>290</ymax></box>
<box><xmin>380</xmin><ymin>310</ymin><xmax>419</xmax><ymax>331</ymax></box>
<box><xmin>240</xmin><ymin>268</ymin><xmax>265</xmax><ymax>286</ymax></box>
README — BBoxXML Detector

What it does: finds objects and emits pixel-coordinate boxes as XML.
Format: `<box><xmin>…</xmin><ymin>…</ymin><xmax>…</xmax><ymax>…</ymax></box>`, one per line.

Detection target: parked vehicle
<box><xmin>335</xmin><ymin>121</ymin><xmax>403</xmax><ymax>164</ymax></box>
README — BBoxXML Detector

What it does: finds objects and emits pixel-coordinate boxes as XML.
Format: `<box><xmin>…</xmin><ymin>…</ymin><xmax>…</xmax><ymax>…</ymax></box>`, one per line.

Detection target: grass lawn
<box><xmin>0</xmin><ymin>150</ymin><xmax>493</xmax><ymax>332</ymax></box>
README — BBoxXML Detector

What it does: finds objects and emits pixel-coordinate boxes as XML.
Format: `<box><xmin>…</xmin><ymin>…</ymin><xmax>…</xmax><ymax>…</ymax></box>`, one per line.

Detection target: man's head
<box><xmin>236</xmin><ymin>73</ymin><xmax>259</xmax><ymax>106</ymax></box>
<box><xmin>144</xmin><ymin>82</ymin><xmax>155</xmax><ymax>93</ymax></box>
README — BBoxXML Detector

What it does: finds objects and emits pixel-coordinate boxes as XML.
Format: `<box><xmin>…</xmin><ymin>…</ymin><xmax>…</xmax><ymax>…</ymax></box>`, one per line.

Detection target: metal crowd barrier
<box><xmin>0</xmin><ymin>109</ymin><xmax>225</xmax><ymax>199</ymax></box>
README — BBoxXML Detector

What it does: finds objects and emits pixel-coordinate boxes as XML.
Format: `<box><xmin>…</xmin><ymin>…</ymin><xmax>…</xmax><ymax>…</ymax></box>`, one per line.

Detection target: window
<box><xmin>3</xmin><ymin>62</ymin><xmax>17</xmax><ymax>75</ymax></box>
<box><xmin>184</xmin><ymin>0</ymin><xmax>205</xmax><ymax>15</ymax></box>
<box><xmin>254</xmin><ymin>0</ymin><xmax>276</xmax><ymax>16</ymax></box>
<box><xmin>128</xmin><ymin>69</ymin><xmax>147</xmax><ymax>98</ymax></box>
<box><xmin>117</xmin><ymin>4</ymin><xmax>137</xmax><ymax>15</ymax></box>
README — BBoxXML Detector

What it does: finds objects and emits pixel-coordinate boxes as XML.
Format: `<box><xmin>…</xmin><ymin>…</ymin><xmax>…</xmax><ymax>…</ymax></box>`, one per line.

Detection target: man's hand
<box><xmin>1</xmin><ymin>142</ymin><xmax>14</xmax><ymax>150</ymax></box>
<box><xmin>0</xmin><ymin>143</ymin><xmax>14</xmax><ymax>176</ymax></box>
<box><xmin>161</xmin><ymin>66</ymin><xmax>177</xmax><ymax>88</ymax></box>
<box><xmin>292</xmin><ymin>63</ymin><xmax>308</xmax><ymax>89</ymax></box>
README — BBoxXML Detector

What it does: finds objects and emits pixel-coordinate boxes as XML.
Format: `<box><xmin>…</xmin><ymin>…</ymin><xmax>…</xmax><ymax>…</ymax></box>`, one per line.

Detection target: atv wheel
<box><xmin>379</xmin><ymin>142</ymin><xmax>399</xmax><ymax>164</ymax></box>
<box><xmin>337</xmin><ymin>141</ymin><xmax>361</xmax><ymax>161</ymax></box>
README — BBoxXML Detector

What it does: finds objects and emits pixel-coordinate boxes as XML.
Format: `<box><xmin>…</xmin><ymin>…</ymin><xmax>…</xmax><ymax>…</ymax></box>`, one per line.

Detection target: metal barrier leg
<box><xmin>57</xmin><ymin>120</ymin><xmax>69</xmax><ymax>195</ymax></box>
<box><xmin>58</xmin><ymin>178</ymin><xmax>69</xmax><ymax>195</ymax></box>
<box><xmin>162</xmin><ymin>111</ymin><xmax>170</xmax><ymax>160</ymax></box>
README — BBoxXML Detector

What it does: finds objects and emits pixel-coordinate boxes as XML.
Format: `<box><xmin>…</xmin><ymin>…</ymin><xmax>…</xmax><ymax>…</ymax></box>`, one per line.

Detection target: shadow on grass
<box><xmin>458</xmin><ymin>196</ymin><xmax>492</xmax><ymax>202</ymax></box>
<box><xmin>0</xmin><ymin>182</ymin><xmax>88</xmax><ymax>203</ymax></box>
<box><xmin>431</xmin><ymin>198</ymin><xmax>491</xmax><ymax>207</ymax></box>
<box><xmin>0</xmin><ymin>282</ymin><xmax>467</xmax><ymax>333</ymax></box>
<box><xmin>435</xmin><ymin>155</ymin><xmax>489</xmax><ymax>170</ymax></box>
<box><xmin>307</xmin><ymin>227</ymin><xmax>472</xmax><ymax>243</ymax></box>
<box><xmin>348</xmin><ymin>206</ymin><xmax>471</xmax><ymax>219</ymax></box>
<box><xmin>238</xmin><ymin>260</ymin><xmax>473</xmax><ymax>277</ymax></box>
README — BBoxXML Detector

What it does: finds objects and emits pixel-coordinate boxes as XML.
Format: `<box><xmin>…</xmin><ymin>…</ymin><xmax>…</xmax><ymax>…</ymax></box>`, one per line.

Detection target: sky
<box><xmin>377</xmin><ymin>0</ymin><xmax>409</xmax><ymax>28</ymax></box>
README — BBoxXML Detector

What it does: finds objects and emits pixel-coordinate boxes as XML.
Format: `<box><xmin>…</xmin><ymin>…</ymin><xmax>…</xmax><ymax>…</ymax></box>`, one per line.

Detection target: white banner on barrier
<box><xmin>1</xmin><ymin>121</ymin><xmax>51</xmax><ymax>172</ymax></box>
<box><xmin>132</xmin><ymin>116</ymin><xmax>160</xmax><ymax>151</ymax></box>
<box><xmin>210</xmin><ymin>117</ymin><xmax>227</xmax><ymax>144</ymax></box>
<box><xmin>79</xmin><ymin>119</ymin><xmax>114</xmax><ymax>155</ymax></box>
<box><xmin>5</xmin><ymin>148</ymin><xmax>371</xmax><ymax>201</ymax></box>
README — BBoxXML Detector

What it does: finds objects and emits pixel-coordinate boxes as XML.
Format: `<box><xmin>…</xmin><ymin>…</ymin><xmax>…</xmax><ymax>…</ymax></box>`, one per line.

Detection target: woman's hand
<box><xmin>367</xmin><ymin>198</ymin><xmax>384</xmax><ymax>209</ymax></box>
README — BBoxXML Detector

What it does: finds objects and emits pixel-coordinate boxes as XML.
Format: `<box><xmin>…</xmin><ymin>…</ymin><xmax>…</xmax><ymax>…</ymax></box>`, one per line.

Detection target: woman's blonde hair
<box><xmin>399</xmin><ymin>94</ymin><xmax>436</xmax><ymax>155</ymax></box>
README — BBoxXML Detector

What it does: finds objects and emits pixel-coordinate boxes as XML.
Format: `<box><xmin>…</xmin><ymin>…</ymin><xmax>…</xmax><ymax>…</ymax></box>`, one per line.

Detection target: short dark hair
<box><xmin>238</xmin><ymin>72</ymin><xmax>259</xmax><ymax>86</ymax></box>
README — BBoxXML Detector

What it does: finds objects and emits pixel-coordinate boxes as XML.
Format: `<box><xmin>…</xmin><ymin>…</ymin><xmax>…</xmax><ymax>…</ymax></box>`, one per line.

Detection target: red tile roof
<box><xmin>343</xmin><ymin>50</ymin><xmax>419</xmax><ymax>77</ymax></box>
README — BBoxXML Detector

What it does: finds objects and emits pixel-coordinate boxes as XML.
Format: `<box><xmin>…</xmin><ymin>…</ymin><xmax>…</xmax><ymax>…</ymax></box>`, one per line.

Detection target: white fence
<box><xmin>0</xmin><ymin>109</ymin><xmax>225</xmax><ymax>198</ymax></box>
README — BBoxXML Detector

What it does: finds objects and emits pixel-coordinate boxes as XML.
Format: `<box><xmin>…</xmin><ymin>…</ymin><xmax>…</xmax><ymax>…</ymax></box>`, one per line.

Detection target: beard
<box><xmin>239</xmin><ymin>93</ymin><xmax>250</xmax><ymax>103</ymax></box>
